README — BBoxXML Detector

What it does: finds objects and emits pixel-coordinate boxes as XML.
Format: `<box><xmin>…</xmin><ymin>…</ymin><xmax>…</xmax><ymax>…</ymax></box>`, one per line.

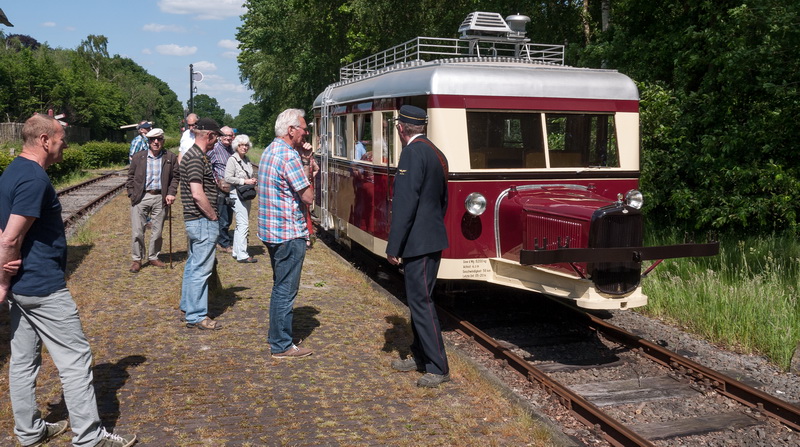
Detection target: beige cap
<box><xmin>146</xmin><ymin>128</ymin><xmax>164</xmax><ymax>138</ymax></box>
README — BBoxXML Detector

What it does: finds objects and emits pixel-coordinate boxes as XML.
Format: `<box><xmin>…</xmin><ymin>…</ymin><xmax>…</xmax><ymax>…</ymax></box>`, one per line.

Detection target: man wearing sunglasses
<box><xmin>126</xmin><ymin>128</ymin><xmax>179</xmax><ymax>273</ymax></box>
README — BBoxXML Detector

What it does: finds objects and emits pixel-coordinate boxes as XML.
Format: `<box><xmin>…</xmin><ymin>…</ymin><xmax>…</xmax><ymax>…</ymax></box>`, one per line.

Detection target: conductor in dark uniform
<box><xmin>386</xmin><ymin>105</ymin><xmax>451</xmax><ymax>388</ymax></box>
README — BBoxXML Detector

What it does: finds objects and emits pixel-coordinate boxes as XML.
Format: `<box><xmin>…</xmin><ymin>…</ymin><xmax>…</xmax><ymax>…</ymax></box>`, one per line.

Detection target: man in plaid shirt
<box><xmin>257</xmin><ymin>108</ymin><xmax>314</xmax><ymax>358</ymax></box>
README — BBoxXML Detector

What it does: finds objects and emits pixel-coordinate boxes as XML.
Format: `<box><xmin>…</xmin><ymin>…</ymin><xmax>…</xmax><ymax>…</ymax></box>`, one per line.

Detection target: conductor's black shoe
<box><xmin>391</xmin><ymin>357</ymin><xmax>424</xmax><ymax>372</ymax></box>
<box><xmin>416</xmin><ymin>373</ymin><xmax>451</xmax><ymax>388</ymax></box>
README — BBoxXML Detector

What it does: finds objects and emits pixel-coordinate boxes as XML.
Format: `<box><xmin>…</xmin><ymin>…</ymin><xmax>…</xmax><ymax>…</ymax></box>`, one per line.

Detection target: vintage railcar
<box><xmin>311</xmin><ymin>12</ymin><xmax>717</xmax><ymax>309</ymax></box>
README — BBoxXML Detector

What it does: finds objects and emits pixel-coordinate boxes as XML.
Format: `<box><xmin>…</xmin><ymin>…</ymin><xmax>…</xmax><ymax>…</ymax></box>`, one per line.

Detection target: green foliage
<box><xmin>80</xmin><ymin>141</ymin><xmax>128</xmax><ymax>168</ymax></box>
<box><xmin>44</xmin><ymin>147</ymin><xmax>84</xmax><ymax>180</ymax></box>
<box><xmin>0</xmin><ymin>150</ymin><xmax>12</xmax><ymax>173</ymax></box>
<box><xmin>190</xmin><ymin>94</ymin><xmax>226</xmax><ymax>125</ymax></box>
<box><xmin>584</xmin><ymin>1</ymin><xmax>800</xmax><ymax>235</ymax></box>
<box><xmin>0</xmin><ymin>34</ymin><xmax>183</xmax><ymax>138</ymax></box>
<box><xmin>231</xmin><ymin>103</ymin><xmax>266</xmax><ymax>146</ymax></box>
<box><xmin>644</xmin><ymin>229</ymin><xmax>800</xmax><ymax>369</ymax></box>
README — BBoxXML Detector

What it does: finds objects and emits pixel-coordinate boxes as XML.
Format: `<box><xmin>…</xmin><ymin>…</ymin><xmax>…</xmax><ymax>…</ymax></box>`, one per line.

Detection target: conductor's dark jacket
<box><xmin>386</xmin><ymin>136</ymin><xmax>448</xmax><ymax>258</ymax></box>
<box><xmin>126</xmin><ymin>150</ymin><xmax>180</xmax><ymax>206</ymax></box>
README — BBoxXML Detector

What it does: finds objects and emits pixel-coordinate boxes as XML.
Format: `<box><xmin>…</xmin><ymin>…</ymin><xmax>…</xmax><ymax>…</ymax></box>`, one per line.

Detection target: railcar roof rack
<box><xmin>339</xmin><ymin>12</ymin><xmax>564</xmax><ymax>81</ymax></box>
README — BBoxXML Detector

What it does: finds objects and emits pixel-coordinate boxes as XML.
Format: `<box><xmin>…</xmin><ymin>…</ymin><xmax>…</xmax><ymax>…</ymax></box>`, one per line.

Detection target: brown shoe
<box><xmin>195</xmin><ymin>317</ymin><xmax>222</xmax><ymax>330</ymax></box>
<box><xmin>216</xmin><ymin>244</ymin><xmax>232</xmax><ymax>253</ymax></box>
<box><xmin>129</xmin><ymin>261</ymin><xmax>141</xmax><ymax>273</ymax></box>
<box><xmin>272</xmin><ymin>344</ymin><xmax>312</xmax><ymax>358</ymax></box>
<box><xmin>148</xmin><ymin>259</ymin><xmax>166</xmax><ymax>268</ymax></box>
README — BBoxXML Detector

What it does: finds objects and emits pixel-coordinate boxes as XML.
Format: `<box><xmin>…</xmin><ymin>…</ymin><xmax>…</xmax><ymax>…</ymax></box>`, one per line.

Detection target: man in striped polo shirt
<box><xmin>258</xmin><ymin>108</ymin><xmax>314</xmax><ymax>358</ymax></box>
<box><xmin>179</xmin><ymin>117</ymin><xmax>223</xmax><ymax>331</ymax></box>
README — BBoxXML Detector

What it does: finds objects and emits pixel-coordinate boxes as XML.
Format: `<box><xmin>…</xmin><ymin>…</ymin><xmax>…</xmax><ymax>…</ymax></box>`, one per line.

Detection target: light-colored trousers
<box><xmin>229</xmin><ymin>191</ymin><xmax>252</xmax><ymax>261</ymax></box>
<box><xmin>9</xmin><ymin>288</ymin><xmax>103</xmax><ymax>446</ymax></box>
<box><xmin>130</xmin><ymin>192</ymin><xmax>166</xmax><ymax>261</ymax></box>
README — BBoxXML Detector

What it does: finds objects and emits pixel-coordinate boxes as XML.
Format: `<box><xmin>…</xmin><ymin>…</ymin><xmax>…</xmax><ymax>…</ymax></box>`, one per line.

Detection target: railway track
<box><xmin>440</xmin><ymin>294</ymin><xmax>800</xmax><ymax>447</ymax></box>
<box><xmin>58</xmin><ymin>170</ymin><xmax>127</xmax><ymax>233</ymax></box>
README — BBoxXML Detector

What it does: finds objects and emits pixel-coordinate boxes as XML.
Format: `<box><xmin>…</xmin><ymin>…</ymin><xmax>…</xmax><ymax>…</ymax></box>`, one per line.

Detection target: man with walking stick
<box><xmin>125</xmin><ymin>127</ymin><xmax>180</xmax><ymax>272</ymax></box>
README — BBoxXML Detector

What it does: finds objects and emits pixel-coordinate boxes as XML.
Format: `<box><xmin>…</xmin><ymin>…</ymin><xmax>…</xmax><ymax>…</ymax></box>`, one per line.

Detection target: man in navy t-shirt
<box><xmin>0</xmin><ymin>114</ymin><xmax>137</xmax><ymax>447</ymax></box>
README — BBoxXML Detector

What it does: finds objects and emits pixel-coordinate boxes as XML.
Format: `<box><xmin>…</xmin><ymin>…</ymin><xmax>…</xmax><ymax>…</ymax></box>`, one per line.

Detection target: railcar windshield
<box><xmin>467</xmin><ymin>111</ymin><xmax>619</xmax><ymax>169</ymax></box>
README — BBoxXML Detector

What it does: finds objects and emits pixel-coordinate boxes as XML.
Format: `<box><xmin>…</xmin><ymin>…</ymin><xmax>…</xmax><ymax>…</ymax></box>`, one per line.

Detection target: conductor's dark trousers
<box><xmin>403</xmin><ymin>251</ymin><xmax>449</xmax><ymax>376</ymax></box>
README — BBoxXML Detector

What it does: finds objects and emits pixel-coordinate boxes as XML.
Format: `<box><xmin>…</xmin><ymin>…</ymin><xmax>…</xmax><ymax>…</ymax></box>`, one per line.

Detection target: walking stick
<box><xmin>168</xmin><ymin>204</ymin><xmax>173</xmax><ymax>269</ymax></box>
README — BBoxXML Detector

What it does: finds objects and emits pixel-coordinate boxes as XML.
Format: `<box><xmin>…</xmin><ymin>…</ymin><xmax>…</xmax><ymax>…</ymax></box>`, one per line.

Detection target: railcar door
<box><xmin>374</xmin><ymin>110</ymin><xmax>396</xmax><ymax>239</ymax></box>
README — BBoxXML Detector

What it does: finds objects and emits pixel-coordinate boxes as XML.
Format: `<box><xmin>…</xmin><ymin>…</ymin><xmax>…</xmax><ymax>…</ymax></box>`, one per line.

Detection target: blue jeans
<box><xmin>9</xmin><ymin>289</ymin><xmax>103</xmax><ymax>446</ymax></box>
<box><xmin>265</xmin><ymin>238</ymin><xmax>306</xmax><ymax>353</ymax></box>
<box><xmin>216</xmin><ymin>192</ymin><xmax>233</xmax><ymax>248</ymax></box>
<box><xmin>181</xmin><ymin>218</ymin><xmax>219</xmax><ymax>324</ymax></box>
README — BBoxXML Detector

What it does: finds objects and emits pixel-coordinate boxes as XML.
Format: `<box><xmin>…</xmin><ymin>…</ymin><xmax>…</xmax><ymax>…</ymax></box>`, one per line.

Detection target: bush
<box><xmin>46</xmin><ymin>148</ymin><xmax>84</xmax><ymax>180</ymax></box>
<box><xmin>81</xmin><ymin>141</ymin><xmax>128</xmax><ymax>168</ymax></box>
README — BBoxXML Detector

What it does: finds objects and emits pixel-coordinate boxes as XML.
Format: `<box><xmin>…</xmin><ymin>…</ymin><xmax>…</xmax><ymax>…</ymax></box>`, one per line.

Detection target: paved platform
<box><xmin>0</xmin><ymin>194</ymin><xmax>558</xmax><ymax>446</ymax></box>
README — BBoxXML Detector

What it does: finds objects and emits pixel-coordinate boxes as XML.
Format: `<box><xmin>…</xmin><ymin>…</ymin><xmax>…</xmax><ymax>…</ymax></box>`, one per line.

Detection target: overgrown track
<box><xmin>58</xmin><ymin>171</ymin><xmax>127</xmax><ymax>232</ymax></box>
<box><xmin>440</xmin><ymin>298</ymin><xmax>800</xmax><ymax>447</ymax></box>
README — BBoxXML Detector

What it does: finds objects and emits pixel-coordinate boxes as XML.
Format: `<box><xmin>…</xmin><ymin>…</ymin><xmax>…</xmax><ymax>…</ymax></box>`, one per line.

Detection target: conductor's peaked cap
<box><xmin>398</xmin><ymin>105</ymin><xmax>427</xmax><ymax>125</ymax></box>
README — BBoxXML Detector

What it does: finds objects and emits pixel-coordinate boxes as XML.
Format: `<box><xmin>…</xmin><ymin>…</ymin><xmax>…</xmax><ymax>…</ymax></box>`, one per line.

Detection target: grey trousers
<box><xmin>9</xmin><ymin>288</ymin><xmax>103</xmax><ymax>446</ymax></box>
<box><xmin>130</xmin><ymin>192</ymin><xmax>166</xmax><ymax>261</ymax></box>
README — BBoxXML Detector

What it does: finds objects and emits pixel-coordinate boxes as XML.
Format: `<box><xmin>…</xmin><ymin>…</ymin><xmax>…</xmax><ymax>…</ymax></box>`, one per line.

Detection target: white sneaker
<box><xmin>95</xmin><ymin>428</ymin><xmax>137</xmax><ymax>447</ymax></box>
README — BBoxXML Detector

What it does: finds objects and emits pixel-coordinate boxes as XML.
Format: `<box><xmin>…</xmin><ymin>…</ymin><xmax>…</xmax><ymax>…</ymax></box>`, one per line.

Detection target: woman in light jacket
<box><xmin>225</xmin><ymin>134</ymin><xmax>257</xmax><ymax>263</ymax></box>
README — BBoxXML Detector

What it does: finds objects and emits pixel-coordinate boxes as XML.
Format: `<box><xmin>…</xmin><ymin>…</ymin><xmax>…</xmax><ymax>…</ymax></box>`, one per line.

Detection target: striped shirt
<box><xmin>209</xmin><ymin>141</ymin><xmax>233</xmax><ymax>181</ymax></box>
<box><xmin>179</xmin><ymin>145</ymin><xmax>216</xmax><ymax>221</ymax></box>
<box><xmin>145</xmin><ymin>150</ymin><xmax>163</xmax><ymax>191</ymax></box>
<box><xmin>257</xmin><ymin>138</ymin><xmax>310</xmax><ymax>243</ymax></box>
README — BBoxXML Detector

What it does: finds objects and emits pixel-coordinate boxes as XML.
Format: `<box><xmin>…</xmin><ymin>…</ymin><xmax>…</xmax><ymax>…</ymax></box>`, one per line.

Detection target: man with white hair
<box><xmin>125</xmin><ymin>127</ymin><xmax>179</xmax><ymax>273</ymax></box>
<box><xmin>258</xmin><ymin>108</ymin><xmax>315</xmax><ymax>358</ymax></box>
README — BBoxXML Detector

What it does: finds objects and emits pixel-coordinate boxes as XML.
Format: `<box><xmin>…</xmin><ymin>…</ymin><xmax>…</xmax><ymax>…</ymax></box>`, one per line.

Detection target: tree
<box><xmin>77</xmin><ymin>34</ymin><xmax>109</xmax><ymax>80</ymax></box>
<box><xmin>232</xmin><ymin>102</ymin><xmax>266</xmax><ymax>145</ymax></box>
<box><xmin>190</xmin><ymin>94</ymin><xmax>226</xmax><ymax>125</ymax></box>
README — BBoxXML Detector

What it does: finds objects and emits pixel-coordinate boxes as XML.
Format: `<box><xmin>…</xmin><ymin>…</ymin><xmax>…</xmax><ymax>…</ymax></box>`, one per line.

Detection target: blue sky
<box><xmin>2</xmin><ymin>0</ymin><xmax>253</xmax><ymax>118</ymax></box>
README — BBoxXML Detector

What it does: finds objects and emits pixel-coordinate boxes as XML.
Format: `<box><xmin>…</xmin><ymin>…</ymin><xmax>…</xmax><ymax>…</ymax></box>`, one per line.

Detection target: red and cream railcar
<box><xmin>312</xmin><ymin>12</ymin><xmax>716</xmax><ymax>310</ymax></box>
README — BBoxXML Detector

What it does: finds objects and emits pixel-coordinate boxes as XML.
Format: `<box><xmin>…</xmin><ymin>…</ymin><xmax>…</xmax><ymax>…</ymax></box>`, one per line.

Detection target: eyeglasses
<box><xmin>150</xmin><ymin>137</ymin><xmax>164</xmax><ymax>142</ymax></box>
<box><xmin>187</xmin><ymin>123</ymin><xmax>197</xmax><ymax>128</ymax></box>
<box><xmin>291</xmin><ymin>125</ymin><xmax>308</xmax><ymax>133</ymax></box>
<box><xmin>222</xmin><ymin>134</ymin><xmax>234</xmax><ymax>138</ymax></box>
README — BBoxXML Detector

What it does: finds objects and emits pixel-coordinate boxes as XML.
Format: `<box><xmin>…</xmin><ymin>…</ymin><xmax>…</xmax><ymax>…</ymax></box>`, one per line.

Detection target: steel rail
<box><xmin>56</xmin><ymin>172</ymin><xmax>115</xmax><ymax>197</ymax></box>
<box><xmin>580</xmin><ymin>311</ymin><xmax>800</xmax><ymax>432</ymax></box>
<box><xmin>62</xmin><ymin>183</ymin><xmax>126</xmax><ymax>229</ymax></box>
<box><xmin>437</xmin><ymin>305</ymin><xmax>656</xmax><ymax>447</ymax></box>
<box><xmin>59</xmin><ymin>172</ymin><xmax>127</xmax><ymax>229</ymax></box>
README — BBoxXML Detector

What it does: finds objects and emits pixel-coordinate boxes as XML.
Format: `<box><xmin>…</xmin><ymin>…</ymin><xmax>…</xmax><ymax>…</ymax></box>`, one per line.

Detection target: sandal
<box><xmin>196</xmin><ymin>318</ymin><xmax>222</xmax><ymax>330</ymax></box>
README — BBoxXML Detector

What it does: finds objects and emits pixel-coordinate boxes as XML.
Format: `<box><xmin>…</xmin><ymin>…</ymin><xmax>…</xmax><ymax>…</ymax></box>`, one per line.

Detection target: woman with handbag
<box><xmin>225</xmin><ymin>134</ymin><xmax>257</xmax><ymax>263</ymax></box>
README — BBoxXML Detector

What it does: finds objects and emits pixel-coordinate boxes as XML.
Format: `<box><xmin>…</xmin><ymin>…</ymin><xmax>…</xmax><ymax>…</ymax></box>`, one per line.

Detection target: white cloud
<box><xmin>192</xmin><ymin>60</ymin><xmax>217</xmax><ymax>72</ymax></box>
<box><xmin>221</xmin><ymin>51</ymin><xmax>238</xmax><ymax>59</ymax></box>
<box><xmin>158</xmin><ymin>0</ymin><xmax>246</xmax><ymax>21</ymax></box>
<box><xmin>142</xmin><ymin>48</ymin><xmax>153</xmax><ymax>55</ymax></box>
<box><xmin>42</xmin><ymin>22</ymin><xmax>56</xmax><ymax>27</ymax></box>
<box><xmin>143</xmin><ymin>23</ymin><xmax>186</xmax><ymax>33</ymax></box>
<box><xmin>155</xmin><ymin>44</ymin><xmax>198</xmax><ymax>56</ymax></box>
<box><xmin>218</xmin><ymin>39</ymin><xmax>238</xmax><ymax>50</ymax></box>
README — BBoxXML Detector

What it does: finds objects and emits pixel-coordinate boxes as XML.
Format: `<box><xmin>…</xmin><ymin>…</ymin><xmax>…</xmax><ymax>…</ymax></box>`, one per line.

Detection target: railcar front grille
<box><xmin>588</xmin><ymin>207</ymin><xmax>643</xmax><ymax>295</ymax></box>
<box><xmin>524</xmin><ymin>214</ymin><xmax>584</xmax><ymax>250</ymax></box>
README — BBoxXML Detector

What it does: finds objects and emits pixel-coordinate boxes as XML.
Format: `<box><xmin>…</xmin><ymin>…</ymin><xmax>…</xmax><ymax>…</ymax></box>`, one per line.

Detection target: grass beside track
<box><xmin>642</xmin><ymin>230</ymin><xmax>800</xmax><ymax>370</ymax></box>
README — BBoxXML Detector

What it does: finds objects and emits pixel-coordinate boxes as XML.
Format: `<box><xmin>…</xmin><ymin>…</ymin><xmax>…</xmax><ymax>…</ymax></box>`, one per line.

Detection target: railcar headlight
<box><xmin>464</xmin><ymin>192</ymin><xmax>487</xmax><ymax>216</ymax></box>
<box><xmin>625</xmin><ymin>189</ymin><xmax>644</xmax><ymax>209</ymax></box>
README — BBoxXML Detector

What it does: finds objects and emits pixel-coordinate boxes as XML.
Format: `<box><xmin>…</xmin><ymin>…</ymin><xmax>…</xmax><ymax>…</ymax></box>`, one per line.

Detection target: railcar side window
<box><xmin>353</xmin><ymin>113</ymin><xmax>373</xmax><ymax>163</ymax></box>
<box><xmin>380</xmin><ymin>112</ymin><xmax>395</xmax><ymax>165</ymax></box>
<box><xmin>466</xmin><ymin>112</ymin><xmax>545</xmax><ymax>169</ymax></box>
<box><xmin>545</xmin><ymin>114</ymin><xmax>619</xmax><ymax>167</ymax></box>
<box><xmin>334</xmin><ymin>116</ymin><xmax>347</xmax><ymax>158</ymax></box>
